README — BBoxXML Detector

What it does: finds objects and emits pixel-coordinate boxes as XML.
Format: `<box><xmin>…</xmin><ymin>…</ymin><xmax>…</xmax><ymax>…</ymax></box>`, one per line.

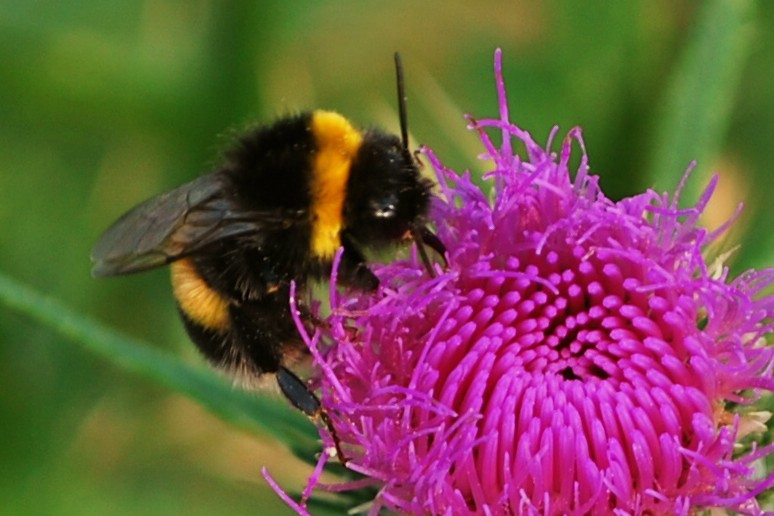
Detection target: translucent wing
<box><xmin>91</xmin><ymin>173</ymin><xmax>302</xmax><ymax>277</ymax></box>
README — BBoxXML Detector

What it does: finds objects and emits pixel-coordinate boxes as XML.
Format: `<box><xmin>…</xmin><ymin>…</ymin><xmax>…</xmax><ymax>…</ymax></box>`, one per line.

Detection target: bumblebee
<box><xmin>91</xmin><ymin>54</ymin><xmax>442</xmax><ymax>433</ymax></box>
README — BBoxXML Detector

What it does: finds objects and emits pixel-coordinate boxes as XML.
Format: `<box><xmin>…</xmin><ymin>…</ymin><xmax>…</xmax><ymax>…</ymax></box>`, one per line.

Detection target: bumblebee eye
<box><xmin>371</xmin><ymin>195</ymin><xmax>398</xmax><ymax>219</ymax></box>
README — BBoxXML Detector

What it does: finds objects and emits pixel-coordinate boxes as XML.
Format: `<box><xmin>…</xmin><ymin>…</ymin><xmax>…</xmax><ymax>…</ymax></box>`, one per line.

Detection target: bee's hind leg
<box><xmin>276</xmin><ymin>366</ymin><xmax>321</xmax><ymax>417</ymax></box>
<box><xmin>276</xmin><ymin>366</ymin><xmax>347</xmax><ymax>464</ymax></box>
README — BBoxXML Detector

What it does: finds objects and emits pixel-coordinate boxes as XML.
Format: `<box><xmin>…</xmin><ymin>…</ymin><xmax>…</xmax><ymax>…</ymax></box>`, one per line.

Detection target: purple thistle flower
<box><xmin>275</xmin><ymin>49</ymin><xmax>774</xmax><ymax>515</ymax></box>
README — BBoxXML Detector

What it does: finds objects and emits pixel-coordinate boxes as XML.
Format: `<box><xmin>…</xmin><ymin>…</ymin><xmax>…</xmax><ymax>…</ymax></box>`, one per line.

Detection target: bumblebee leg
<box><xmin>338</xmin><ymin>234</ymin><xmax>379</xmax><ymax>291</ymax></box>
<box><xmin>276</xmin><ymin>366</ymin><xmax>320</xmax><ymax>417</ymax></box>
<box><xmin>276</xmin><ymin>367</ymin><xmax>348</xmax><ymax>464</ymax></box>
<box><xmin>417</xmin><ymin>225</ymin><xmax>447</xmax><ymax>261</ymax></box>
<box><xmin>411</xmin><ymin>225</ymin><xmax>447</xmax><ymax>277</ymax></box>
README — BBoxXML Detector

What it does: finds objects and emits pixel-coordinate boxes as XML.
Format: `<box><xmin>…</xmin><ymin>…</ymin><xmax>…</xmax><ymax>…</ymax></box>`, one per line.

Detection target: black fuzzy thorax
<box><xmin>225</xmin><ymin>113</ymin><xmax>315</xmax><ymax>214</ymax></box>
<box><xmin>198</xmin><ymin>113</ymin><xmax>322</xmax><ymax>301</ymax></box>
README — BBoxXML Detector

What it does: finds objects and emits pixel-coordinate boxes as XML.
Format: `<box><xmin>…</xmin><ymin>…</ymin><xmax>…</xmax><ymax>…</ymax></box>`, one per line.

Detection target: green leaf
<box><xmin>0</xmin><ymin>271</ymin><xmax>319</xmax><ymax>454</ymax></box>
<box><xmin>647</xmin><ymin>0</ymin><xmax>755</xmax><ymax>196</ymax></box>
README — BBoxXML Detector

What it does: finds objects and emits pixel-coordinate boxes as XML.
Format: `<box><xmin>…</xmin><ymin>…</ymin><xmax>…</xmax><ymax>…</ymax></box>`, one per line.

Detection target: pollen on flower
<box><xmin>272</xmin><ymin>49</ymin><xmax>774</xmax><ymax>515</ymax></box>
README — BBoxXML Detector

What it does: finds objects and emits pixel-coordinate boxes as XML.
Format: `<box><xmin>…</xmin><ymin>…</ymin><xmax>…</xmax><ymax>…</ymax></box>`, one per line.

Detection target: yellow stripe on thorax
<box><xmin>170</xmin><ymin>259</ymin><xmax>230</xmax><ymax>331</ymax></box>
<box><xmin>309</xmin><ymin>110</ymin><xmax>362</xmax><ymax>259</ymax></box>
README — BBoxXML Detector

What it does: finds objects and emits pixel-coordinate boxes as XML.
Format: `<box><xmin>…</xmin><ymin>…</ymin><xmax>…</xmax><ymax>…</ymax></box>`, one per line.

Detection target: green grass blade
<box><xmin>0</xmin><ymin>271</ymin><xmax>318</xmax><ymax>452</ymax></box>
<box><xmin>647</xmin><ymin>0</ymin><xmax>755</xmax><ymax>195</ymax></box>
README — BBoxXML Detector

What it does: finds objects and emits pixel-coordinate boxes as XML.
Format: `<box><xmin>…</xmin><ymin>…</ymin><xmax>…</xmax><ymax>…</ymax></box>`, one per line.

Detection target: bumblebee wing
<box><xmin>91</xmin><ymin>173</ymin><xmax>300</xmax><ymax>277</ymax></box>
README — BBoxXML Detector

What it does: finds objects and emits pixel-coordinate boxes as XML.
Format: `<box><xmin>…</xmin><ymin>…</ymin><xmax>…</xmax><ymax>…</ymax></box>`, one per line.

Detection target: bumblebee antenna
<box><xmin>394</xmin><ymin>52</ymin><xmax>411</xmax><ymax>162</ymax></box>
<box><xmin>394</xmin><ymin>52</ymin><xmax>445</xmax><ymax>278</ymax></box>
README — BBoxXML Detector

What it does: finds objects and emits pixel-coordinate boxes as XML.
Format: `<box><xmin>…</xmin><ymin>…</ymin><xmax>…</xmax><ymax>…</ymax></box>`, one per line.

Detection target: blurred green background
<box><xmin>2</xmin><ymin>1</ymin><xmax>774</xmax><ymax>514</ymax></box>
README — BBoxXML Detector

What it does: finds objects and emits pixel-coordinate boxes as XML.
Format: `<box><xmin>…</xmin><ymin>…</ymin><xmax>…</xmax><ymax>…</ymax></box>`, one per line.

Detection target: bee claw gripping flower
<box><xmin>279</xmin><ymin>49</ymin><xmax>774</xmax><ymax>516</ymax></box>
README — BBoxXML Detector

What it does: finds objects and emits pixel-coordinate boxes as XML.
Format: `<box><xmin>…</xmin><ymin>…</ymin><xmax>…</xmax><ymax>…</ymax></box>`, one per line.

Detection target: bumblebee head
<box><xmin>342</xmin><ymin>53</ymin><xmax>435</xmax><ymax>250</ymax></box>
<box><xmin>343</xmin><ymin>132</ymin><xmax>431</xmax><ymax>246</ymax></box>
